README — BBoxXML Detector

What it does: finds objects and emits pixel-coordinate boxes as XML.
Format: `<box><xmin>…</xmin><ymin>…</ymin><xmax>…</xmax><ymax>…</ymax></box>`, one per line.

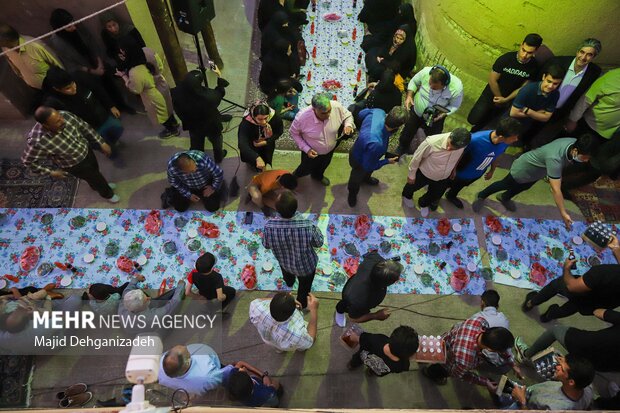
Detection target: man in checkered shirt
<box><xmin>249</xmin><ymin>292</ymin><xmax>319</xmax><ymax>352</ymax></box>
<box><xmin>262</xmin><ymin>191</ymin><xmax>323</xmax><ymax>309</ymax></box>
<box><xmin>423</xmin><ymin>315</ymin><xmax>523</xmax><ymax>390</ymax></box>
<box><xmin>22</xmin><ymin>107</ymin><xmax>118</xmax><ymax>202</ymax></box>
<box><xmin>166</xmin><ymin>150</ymin><xmax>223</xmax><ymax>212</ymax></box>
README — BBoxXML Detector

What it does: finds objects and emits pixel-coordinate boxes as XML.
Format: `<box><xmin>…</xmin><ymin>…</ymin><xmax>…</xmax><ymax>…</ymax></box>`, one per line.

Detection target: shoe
<box><xmin>108</xmin><ymin>194</ymin><xmax>120</xmax><ymax>204</ymax></box>
<box><xmin>318</xmin><ymin>177</ymin><xmax>331</xmax><ymax>186</ymax></box>
<box><xmin>108</xmin><ymin>182</ymin><xmax>117</xmax><ymax>190</ymax></box>
<box><xmin>47</xmin><ymin>292</ymin><xmax>65</xmax><ymax>300</ymax></box>
<box><xmin>472</xmin><ymin>197</ymin><xmax>485</xmax><ymax>213</ymax></box>
<box><xmin>221</xmin><ymin>114</ymin><xmax>233</xmax><ymax>122</ymax></box>
<box><xmin>521</xmin><ymin>291</ymin><xmax>538</xmax><ymax>312</ymax></box>
<box><xmin>59</xmin><ymin>391</ymin><xmax>92</xmax><ymax>408</ymax></box>
<box><xmin>421</xmin><ymin>365</ymin><xmax>447</xmax><ymax>385</ymax></box>
<box><xmin>347</xmin><ymin>193</ymin><xmax>357</xmax><ymax>207</ymax></box>
<box><xmin>43</xmin><ymin>283</ymin><xmax>57</xmax><ymax>291</ymax></box>
<box><xmin>365</xmin><ymin>177</ymin><xmax>379</xmax><ymax>185</ymax></box>
<box><xmin>429</xmin><ymin>202</ymin><xmax>439</xmax><ymax>212</ymax></box>
<box><xmin>539</xmin><ymin>304</ymin><xmax>559</xmax><ymax>323</ymax></box>
<box><xmin>335</xmin><ymin>311</ymin><xmax>346</xmax><ymax>328</ymax></box>
<box><xmin>514</xmin><ymin>336</ymin><xmax>529</xmax><ymax>364</ymax></box>
<box><xmin>56</xmin><ymin>383</ymin><xmax>88</xmax><ymax>400</ymax></box>
<box><xmin>158</xmin><ymin>125</ymin><xmax>180</xmax><ymax>139</ymax></box>
<box><xmin>402</xmin><ymin>196</ymin><xmax>414</xmax><ymax>208</ymax></box>
<box><xmin>446</xmin><ymin>194</ymin><xmax>464</xmax><ymax>209</ymax></box>
<box><xmin>215</xmin><ymin>149</ymin><xmax>228</xmax><ymax>164</ymax></box>
<box><xmin>608</xmin><ymin>381</ymin><xmax>620</xmax><ymax>398</ymax></box>
<box><xmin>420</xmin><ymin>207</ymin><xmax>430</xmax><ymax>217</ymax></box>
<box><xmin>496</xmin><ymin>194</ymin><xmax>516</xmax><ymax>212</ymax></box>
<box><xmin>95</xmin><ymin>397</ymin><xmax>122</xmax><ymax>407</ymax></box>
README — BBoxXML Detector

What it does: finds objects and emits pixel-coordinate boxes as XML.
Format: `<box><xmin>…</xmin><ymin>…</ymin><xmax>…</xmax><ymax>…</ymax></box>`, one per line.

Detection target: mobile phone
<box><xmin>207</xmin><ymin>60</ymin><xmax>216</xmax><ymax>71</ymax></box>
<box><xmin>244</xmin><ymin>211</ymin><xmax>253</xmax><ymax>225</ymax></box>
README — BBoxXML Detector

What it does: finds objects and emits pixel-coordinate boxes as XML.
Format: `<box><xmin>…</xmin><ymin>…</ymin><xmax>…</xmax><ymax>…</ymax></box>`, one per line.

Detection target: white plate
<box><xmin>384</xmin><ymin>228</ymin><xmax>396</xmax><ymax>237</ymax></box>
<box><xmin>467</xmin><ymin>262</ymin><xmax>477</xmax><ymax>272</ymax></box>
<box><xmin>96</xmin><ymin>222</ymin><xmax>107</xmax><ymax>232</ymax></box>
<box><xmin>0</xmin><ymin>278</ymin><xmax>6</xmax><ymax>289</ymax></box>
<box><xmin>60</xmin><ymin>276</ymin><xmax>72</xmax><ymax>287</ymax></box>
<box><xmin>136</xmin><ymin>255</ymin><xmax>147</xmax><ymax>266</ymax></box>
<box><xmin>322</xmin><ymin>266</ymin><xmax>333</xmax><ymax>275</ymax></box>
<box><xmin>83</xmin><ymin>253</ymin><xmax>95</xmax><ymax>263</ymax></box>
<box><xmin>452</xmin><ymin>223</ymin><xmax>462</xmax><ymax>233</ymax></box>
<box><xmin>572</xmin><ymin>236</ymin><xmax>583</xmax><ymax>245</ymax></box>
<box><xmin>187</xmin><ymin>229</ymin><xmax>198</xmax><ymax>239</ymax></box>
<box><xmin>509</xmin><ymin>268</ymin><xmax>521</xmax><ymax>279</ymax></box>
<box><xmin>262</xmin><ymin>261</ymin><xmax>274</xmax><ymax>272</ymax></box>
<box><xmin>413</xmin><ymin>264</ymin><xmax>424</xmax><ymax>275</ymax></box>
<box><xmin>491</xmin><ymin>235</ymin><xmax>502</xmax><ymax>245</ymax></box>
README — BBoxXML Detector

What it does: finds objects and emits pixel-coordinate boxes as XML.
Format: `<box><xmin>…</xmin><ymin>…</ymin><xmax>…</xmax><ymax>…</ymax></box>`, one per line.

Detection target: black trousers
<box><xmin>282</xmin><ymin>268</ymin><xmax>315</xmax><ymax>309</ymax></box>
<box><xmin>478</xmin><ymin>173</ymin><xmax>536</xmax><ymax>200</ymax></box>
<box><xmin>170</xmin><ymin>187</ymin><xmax>222</xmax><ymax>212</ymax></box>
<box><xmin>401</xmin><ymin>169</ymin><xmax>450</xmax><ymax>207</ymax></box>
<box><xmin>446</xmin><ymin>177</ymin><xmax>478</xmax><ymax>198</ymax></box>
<box><xmin>398</xmin><ymin>110</ymin><xmax>445</xmax><ymax>153</ymax></box>
<box><xmin>467</xmin><ymin>88</ymin><xmax>509</xmax><ymax>132</ymax></box>
<box><xmin>293</xmin><ymin>149</ymin><xmax>335</xmax><ymax>180</ymax></box>
<box><xmin>528</xmin><ymin>277</ymin><xmax>581</xmax><ymax>320</ymax></box>
<box><xmin>66</xmin><ymin>149</ymin><xmax>114</xmax><ymax>199</ymax></box>
<box><xmin>189</xmin><ymin>129</ymin><xmax>225</xmax><ymax>163</ymax></box>
<box><xmin>204</xmin><ymin>285</ymin><xmax>237</xmax><ymax>310</ymax></box>
<box><xmin>346</xmin><ymin>156</ymin><xmax>373</xmax><ymax>199</ymax></box>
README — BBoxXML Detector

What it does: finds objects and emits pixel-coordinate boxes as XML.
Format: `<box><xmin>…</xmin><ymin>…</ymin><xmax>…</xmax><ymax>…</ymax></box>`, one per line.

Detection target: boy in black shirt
<box><xmin>347</xmin><ymin>325</ymin><xmax>419</xmax><ymax>376</ymax></box>
<box><xmin>186</xmin><ymin>252</ymin><xmax>236</xmax><ymax>309</ymax></box>
<box><xmin>468</xmin><ymin>33</ymin><xmax>542</xmax><ymax>132</ymax></box>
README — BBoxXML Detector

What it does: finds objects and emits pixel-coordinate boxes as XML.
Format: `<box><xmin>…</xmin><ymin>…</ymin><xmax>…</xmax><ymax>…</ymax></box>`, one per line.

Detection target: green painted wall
<box><xmin>412</xmin><ymin>0</ymin><xmax>620</xmax><ymax>128</ymax></box>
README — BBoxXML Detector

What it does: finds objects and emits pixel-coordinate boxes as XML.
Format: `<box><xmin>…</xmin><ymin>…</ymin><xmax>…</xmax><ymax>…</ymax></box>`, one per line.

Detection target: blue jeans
<box><xmin>97</xmin><ymin>115</ymin><xmax>124</xmax><ymax>145</ymax></box>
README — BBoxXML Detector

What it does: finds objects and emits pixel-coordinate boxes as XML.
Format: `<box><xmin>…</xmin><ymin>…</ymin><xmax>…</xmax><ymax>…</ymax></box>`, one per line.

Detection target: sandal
<box><xmin>521</xmin><ymin>291</ymin><xmax>538</xmax><ymax>313</ymax></box>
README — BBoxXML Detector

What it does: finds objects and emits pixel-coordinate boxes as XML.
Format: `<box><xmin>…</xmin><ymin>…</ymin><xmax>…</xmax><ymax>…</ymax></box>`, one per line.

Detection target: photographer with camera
<box><xmin>397</xmin><ymin>66</ymin><xmax>464</xmax><ymax>155</ymax></box>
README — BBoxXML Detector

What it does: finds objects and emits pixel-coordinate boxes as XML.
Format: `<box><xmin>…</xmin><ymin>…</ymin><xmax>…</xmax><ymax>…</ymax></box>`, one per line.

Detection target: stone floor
<box><xmin>1</xmin><ymin>0</ymin><xmax>618</xmax><ymax>410</ymax></box>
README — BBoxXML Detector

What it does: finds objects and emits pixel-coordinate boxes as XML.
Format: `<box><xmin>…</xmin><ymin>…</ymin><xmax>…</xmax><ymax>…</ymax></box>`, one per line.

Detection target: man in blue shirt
<box><xmin>509</xmin><ymin>64</ymin><xmax>565</xmax><ymax>146</ymax></box>
<box><xmin>166</xmin><ymin>150</ymin><xmax>224</xmax><ymax>212</ymax></box>
<box><xmin>347</xmin><ymin>107</ymin><xmax>409</xmax><ymax>207</ymax></box>
<box><xmin>444</xmin><ymin>117</ymin><xmax>521</xmax><ymax>209</ymax></box>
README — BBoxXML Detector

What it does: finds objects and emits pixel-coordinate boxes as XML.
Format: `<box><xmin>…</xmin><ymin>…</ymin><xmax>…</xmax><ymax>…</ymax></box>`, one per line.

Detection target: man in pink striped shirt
<box><xmin>290</xmin><ymin>93</ymin><xmax>355</xmax><ymax>186</ymax></box>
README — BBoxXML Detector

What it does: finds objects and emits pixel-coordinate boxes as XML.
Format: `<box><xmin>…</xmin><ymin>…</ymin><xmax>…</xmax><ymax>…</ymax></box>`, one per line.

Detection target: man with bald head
<box><xmin>22</xmin><ymin>106</ymin><xmax>118</xmax><ymax>202</ymax></box>
<box><xmin>159</xmin><ymin>343</ymin><xmax>226</xmax><ymax>396</ymax></box>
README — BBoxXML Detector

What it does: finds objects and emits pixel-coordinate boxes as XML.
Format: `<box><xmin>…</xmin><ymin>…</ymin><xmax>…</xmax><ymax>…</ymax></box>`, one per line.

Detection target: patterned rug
<box><xmin>0</xmin><ymin>355</ymin><xmax>34</xmax><ymax>408</ymax></box>
<box><xmin>0</xmin><ymin>159</ymin><xmax>78</xmax><ymax>208</ymax></box>
<box><xmin>569</xmin><ymin>176</ymin><xmax>620</xmax><ymax>223</ymax></box>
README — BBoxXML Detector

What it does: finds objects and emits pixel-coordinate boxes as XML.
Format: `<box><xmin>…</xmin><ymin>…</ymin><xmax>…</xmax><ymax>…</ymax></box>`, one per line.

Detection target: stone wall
<box><xmin>412</xmin><ymin>0</ymin><xmax>620</xmax><ymax>129</ymax></box>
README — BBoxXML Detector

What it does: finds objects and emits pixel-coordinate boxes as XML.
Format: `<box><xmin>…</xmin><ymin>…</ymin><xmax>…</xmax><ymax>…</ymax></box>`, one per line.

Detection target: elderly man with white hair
<box><xmin>118</xmin><ymin>274</ymin><xmax>185</xmax><ymax>335</ymax></box>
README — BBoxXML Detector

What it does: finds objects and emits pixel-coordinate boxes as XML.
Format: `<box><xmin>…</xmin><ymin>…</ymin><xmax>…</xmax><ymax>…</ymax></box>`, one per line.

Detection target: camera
<box><xmin>422</xmin><ymin>104</ymin><xmax>450</xmax><ymax>128</ymax></box>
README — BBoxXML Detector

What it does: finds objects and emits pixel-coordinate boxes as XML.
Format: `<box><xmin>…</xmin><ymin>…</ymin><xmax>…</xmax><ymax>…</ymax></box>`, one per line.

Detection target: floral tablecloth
<box><xmin>481</xmin><ymin>217</ymin><xmax>618</xmax><ymax>290</ymax></box>
<box><xmin>299</xmin><ymin>0</ymin><xmax>367</xmax><ymax>109</ymax></box>
<box><xmin>0</xmin><ymin>208</ymin><xmax>485</xmax><ymax>295</ymax></box>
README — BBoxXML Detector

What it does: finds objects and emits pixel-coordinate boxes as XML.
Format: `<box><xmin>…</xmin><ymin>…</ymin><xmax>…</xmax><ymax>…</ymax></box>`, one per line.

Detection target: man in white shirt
<box><xmin>290</xmin><ymin>93</ymin><xmax>354</xmax><ymax>186</ymax></box>
<box><xmin>398</xmin><ymin>66</ymin><xmax>464</xmax><ymax>154</ymax></box>
<box><xmin>402</xmin><ymin>128</ymin><xmax>470</xmax><ymax>216</ymax></box>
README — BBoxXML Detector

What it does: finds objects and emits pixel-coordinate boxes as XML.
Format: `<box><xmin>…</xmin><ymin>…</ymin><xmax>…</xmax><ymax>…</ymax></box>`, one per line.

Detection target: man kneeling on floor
<box><xmin>334</xmin><ymin>251</ymin><xmax>402</xmax><ymax>327</ymax></box>
<box><xmin>247</xmin><ymin>169</ymin><xmax>298</xmax><ymax>216</ymax></box>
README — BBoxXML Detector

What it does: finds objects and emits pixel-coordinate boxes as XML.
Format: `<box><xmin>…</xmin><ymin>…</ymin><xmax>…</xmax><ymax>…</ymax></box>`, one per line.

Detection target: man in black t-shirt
<box><xmin>186</xmin><ymin>252</ymin><xmax>236</xmax><ymax>310</ymax></box>
<box><xmin>334</xmin><ymin>251</ymin><xmax>403</xmax><ymax>328</ymax></box>
<box><xmin>468</xmin><ymin>33</ymin><xmax>542</xmax><ymax>132</ymax></box>
<box><xmin>522</xmin><ymin>235</ymin><xmax>620</xmax><ymax>322</ymax></box>
<box><xmin>347</xmin><ymin>325</ymin><xmax>419</xmax><ymax>376</ymax></box>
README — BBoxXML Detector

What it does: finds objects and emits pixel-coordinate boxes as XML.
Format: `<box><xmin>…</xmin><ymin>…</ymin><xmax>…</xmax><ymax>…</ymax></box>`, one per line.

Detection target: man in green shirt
<box><xmin>566</xmin><ymin>68</ymin><xmax>620</xmax><ymax>143</ymax></box>
<box><xmin>473</xmin><ymin>135</ymin><xmax>598</xmax><ymax>229</ymax></box>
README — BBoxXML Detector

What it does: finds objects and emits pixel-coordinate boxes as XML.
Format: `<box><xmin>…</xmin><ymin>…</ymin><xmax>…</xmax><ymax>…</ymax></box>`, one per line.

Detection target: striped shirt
<box><xmin>443</xmin><ymin>316</ymin><xmax>513</xmax><ymax>386</ymax></box>
<box><xmin>249</xmin><ymin>299</ymin><xmax>313</xmax><ymax>351</ymax></box>
<box><xmin>22</xmin><ymin>111</ymin><xmax>104</xmax><ymax>175</ymax></box>
<box><xmin>167</xmin><ymin>151</ymin><xmax>223</xmax><ymax>199</ymax></box>
<box><xmin>262</xmin><ymin>215</ymin><xmax>324</xmax><ymax>276</ymax></box>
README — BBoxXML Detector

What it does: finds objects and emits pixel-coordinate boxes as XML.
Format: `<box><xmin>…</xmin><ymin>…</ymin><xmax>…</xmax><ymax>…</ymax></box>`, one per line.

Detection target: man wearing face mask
<box><xmin>473</xmin><ymin>134</ymin><xmax>599</xmax><ymax>229</ymax></box>
<box><xmin>290</xmin><ymin>93</ymin><xmax>354</xmax><ymax>186</ymax></box>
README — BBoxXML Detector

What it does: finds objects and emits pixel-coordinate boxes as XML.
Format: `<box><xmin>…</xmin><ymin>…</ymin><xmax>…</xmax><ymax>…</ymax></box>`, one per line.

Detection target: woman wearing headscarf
<box><xmin>259</xmin><ymin>38</ymin><xmax>299</xmax><ymax>96</ymax></box>
<box><xmin>364</xmin><ymin>25</ymin><xmax>416</xmax><ymax>82</ymax></box>
<box><xmin>260</xmin><ymin>11</ymin><xmax>293</xmax><ymax>58</ymax></box>
<box><xmin>358</xmin><ymin>0</ymin><xmax>401</xmax><ymax>36</ymax></box>
<box><xmin>238</xmin><ymin>102</ymin><xmax>283</xmax><ymax>171</ymax></box>
<box><xmin>257</xmin><ymin>0</ymin><xmax>287</xmax><ymax>31</ymax></box>
<box><xmin>99</xmin><ymin>11</ymin><xmax>145</xmax><ymax>64</ymax></box>
<box><xmin>171</xmin><ymin>68</ymin><xmax>230</xmax><ymax>163</ymax></box>
<box><xmin>361</xmin><ymin>3</ymin><xmax>417</xmax><ymax>52</ymax></box>
<box><xmin>115</xmin><ymin>37</ymin><xmax>179</xmax><ymax>138</ymax></box>
<box><xmin>49</xmin><ymin>8</ymin><xmax>129</xmax><ymax>111</ymax></box>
